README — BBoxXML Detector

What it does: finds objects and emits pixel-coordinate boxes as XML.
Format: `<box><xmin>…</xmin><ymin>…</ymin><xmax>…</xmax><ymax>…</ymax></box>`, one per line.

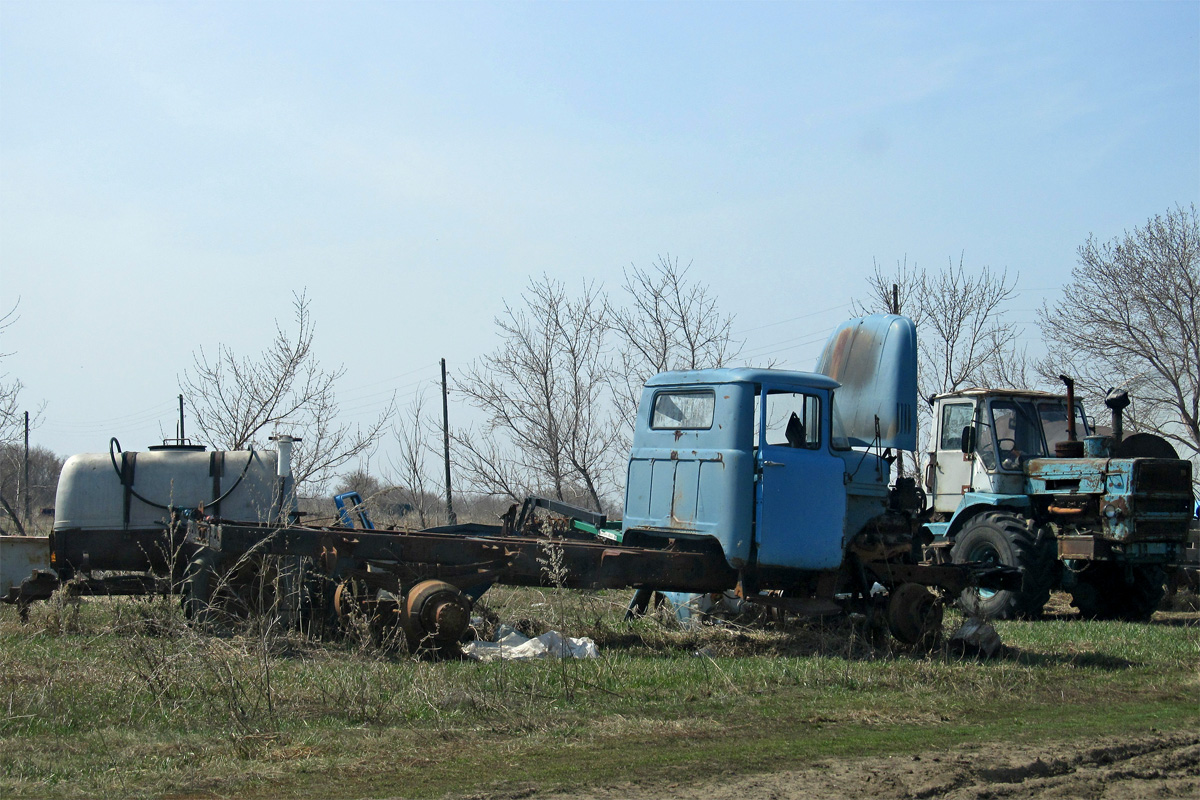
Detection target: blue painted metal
<box><xmin>625</xmin><ymin>363</ymin><xmax>882</xmax><ymax>572</ymax></box>
<box><xmin>624</xmin><ymin>378</ymin><xmax>756</xmax><ymax>567</ymax></box>
<box><xmin>816</xmin><ymin>314</ymin><xmax>918</xmax><ymax>451</ymax></box>
<box><xmin>755</xmin><ymin>383</ymin><xmax>846</xmax><ymax>570</ymax></box>
<box><xmin>929</xmin><ymin>388</ymin><xmax>1193</xmax><ymax>570</ymax></box>
<box><xmin>624</xmin><ymin>317</ymin><xmax>922</xmax><ymax>575</ymax></box>
<box><xmin>334</xmin><ymin>491</ymin><xmax>375</xmax><ymax>530</ymax></box>
<box><xmin>932</xmin><ymin>493</ymin><xmax>1032</xmax><ymax>541</ymax></box>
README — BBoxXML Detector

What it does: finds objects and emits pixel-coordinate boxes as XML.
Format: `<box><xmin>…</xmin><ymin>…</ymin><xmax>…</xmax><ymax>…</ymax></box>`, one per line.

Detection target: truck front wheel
<box><xmin>952</xmin><ymin>512</ymin><xmax>1052</xmax><ymax>620</ymax></box>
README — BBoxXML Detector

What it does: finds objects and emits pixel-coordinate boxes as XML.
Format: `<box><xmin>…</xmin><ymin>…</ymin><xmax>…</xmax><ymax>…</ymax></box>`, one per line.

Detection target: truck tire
<box><xmin>951</xmin><ymin>512</ymin><xmax>1052</xmax><ymax>620</ymax></box>
<box><xmin>1071</xmin><ymin>564</ymin><xmax>1165</xmax><ymax>621</ymax></box>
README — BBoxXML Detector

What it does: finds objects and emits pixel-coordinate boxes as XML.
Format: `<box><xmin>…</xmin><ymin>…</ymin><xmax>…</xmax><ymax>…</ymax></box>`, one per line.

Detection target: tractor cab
<box><xmin>927</xmin><ymin>389</ymin><xmax>1089</xmax><ymax>514</ymax></box>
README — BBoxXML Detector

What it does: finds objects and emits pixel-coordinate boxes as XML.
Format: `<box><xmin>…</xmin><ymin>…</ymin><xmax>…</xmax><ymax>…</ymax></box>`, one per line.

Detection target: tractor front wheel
<box><xmin>1070</xmin><ymin>564</ymin><xmax>1165</xmax><ymax>621</ymax></box>
<box><xmin>952</xmin><ymin>512</ymin><xmax>1052</xmax><ymax>620</ymax></box>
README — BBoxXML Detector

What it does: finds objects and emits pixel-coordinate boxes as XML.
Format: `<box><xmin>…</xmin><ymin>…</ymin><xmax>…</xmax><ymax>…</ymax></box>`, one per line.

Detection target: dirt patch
<box><xmin>542</xmin><ymin>731</ymin><xmax>1199</xmax><ymax>800</ymax></box>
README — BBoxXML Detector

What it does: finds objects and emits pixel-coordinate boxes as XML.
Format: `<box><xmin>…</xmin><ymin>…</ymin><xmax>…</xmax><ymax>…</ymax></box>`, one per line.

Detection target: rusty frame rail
<box><xmin>194</xmin><ymin>520</ymin><xmax>739</xmax><ymax>596</ymax></box>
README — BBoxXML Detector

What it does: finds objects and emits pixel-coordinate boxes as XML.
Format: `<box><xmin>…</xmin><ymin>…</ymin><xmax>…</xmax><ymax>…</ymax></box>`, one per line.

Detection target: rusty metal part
<box><xmin>1105</xmin><ymin>388</ymin><xmax>1130</xmax><ymax>445</ymax></box>
<box><xmin>862</xmin><ymin>560</ymin><xmax>1021</xmax><ymax>596</ymax></box>
<box><xmin>1060</xmin><ymin>374</ymin><xmax>1078</xmax><ymax>442</ymax></box>
<box><xmin>207</xmin><ymin>521</ymin><xmax>738</xmax><ymax>595</ymax></box>
<box><xmin>887</xmin><ymin>582</ymin><xmax>943</xmax><ymax>647</ymax></box>
<box><xmin>745</xmin><ymin>594</ymin><xmax>842</xmax><ymax>616</ymax></box>
<box><xmin>1058</xmin><ymin>535</ymin><xmax>1114</xmax><ymax>561</ymax></box>
<box><xmin>402</xmin><ymin>579</ymin><xmax>471</xmax><ymax>649</ymax></box>
<box><xmin>333</xmin><ymin>578</ymin><xmax>365</xmax><ymax>620</ymax></box>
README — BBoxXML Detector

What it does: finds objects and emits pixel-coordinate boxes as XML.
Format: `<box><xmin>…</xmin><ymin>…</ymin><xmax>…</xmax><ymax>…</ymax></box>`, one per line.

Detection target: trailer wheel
<box><xmin>1071</xmin><ymin>564</ymin><xmax>1165</xmax><ymax>621</ymax></box>
<box><xmin>887</xmin><ymin>582</ymin><xmax>943</xmax><ymax>648</ymax></box>
<box><xmin>402</xmin><ymin>580</ymin><xmax>472</xmax><ymax>654</ymax></box>
<box><xmin>952</xmin><ymin>512</ymin><xmax>1051</xmax><ymax>620</ymax></box>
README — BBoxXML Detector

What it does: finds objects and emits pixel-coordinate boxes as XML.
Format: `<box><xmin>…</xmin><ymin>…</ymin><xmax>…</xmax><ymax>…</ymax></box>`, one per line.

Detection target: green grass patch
<box><xmin>0</xmin><ymin>589</ymin><xmax>1195</xmax><ymax>798</ymax></box>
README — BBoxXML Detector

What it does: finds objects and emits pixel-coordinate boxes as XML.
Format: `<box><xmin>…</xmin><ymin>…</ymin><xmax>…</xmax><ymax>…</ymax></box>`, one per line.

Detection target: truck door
<box><xmin>755</xmin><ymin>387</ymin><xmax>846</xmax><ymax>570</ymax></box>
<box><xmin>931</xmin><ymin>400</ymin><xmax>977</xmax><ymax>513</ymax></box>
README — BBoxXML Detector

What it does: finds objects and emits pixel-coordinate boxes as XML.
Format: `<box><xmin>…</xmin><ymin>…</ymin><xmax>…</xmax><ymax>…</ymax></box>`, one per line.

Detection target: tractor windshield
<box><xmin>981</xmin><ymin>397</ymin><xmax>1090</xmax><ymax>471</ymax></box>
<box><xmin>1035</xmin><ymin>399</ymin><xmax>1090</xmax><ymax>450</ymax></box>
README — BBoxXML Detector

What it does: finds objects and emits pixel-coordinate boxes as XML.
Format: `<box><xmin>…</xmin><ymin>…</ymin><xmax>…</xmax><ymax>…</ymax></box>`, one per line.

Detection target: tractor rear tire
<box><xmin>1071</xmin><ymin>564</ymin><xmax>1166</xmax><ymax>621</ymax></box>
<box><xmin>952</xmin><ymin>512</ymin><xmax>1053</xmax><ymax>620</ymax></box>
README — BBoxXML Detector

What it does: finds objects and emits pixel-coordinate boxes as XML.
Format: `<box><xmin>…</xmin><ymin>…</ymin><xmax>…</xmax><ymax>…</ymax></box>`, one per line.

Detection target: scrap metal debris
<box><xmin>949</xmin><ymin>617</ymin><xmax>1004</xmax><ymax>658</ymax></box>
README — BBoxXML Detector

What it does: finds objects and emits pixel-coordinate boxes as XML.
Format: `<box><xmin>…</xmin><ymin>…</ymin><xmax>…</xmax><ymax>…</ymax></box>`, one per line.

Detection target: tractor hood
<box><xmin>816</xmin><ymin>314</ymin><xmax>918</xmax><ymax>451</ymax></box>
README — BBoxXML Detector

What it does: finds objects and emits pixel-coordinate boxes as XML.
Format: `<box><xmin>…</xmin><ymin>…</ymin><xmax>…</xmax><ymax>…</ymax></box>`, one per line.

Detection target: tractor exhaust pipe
<box><xmin>1056</xmin><ymin>375</ymin><xmax>1084</xmax><ymax>458</ymax></box>
<box><xmin>1105</xmin><ymin>387</ymin><xmax>1130</xmax><ymax>446</ymax></box>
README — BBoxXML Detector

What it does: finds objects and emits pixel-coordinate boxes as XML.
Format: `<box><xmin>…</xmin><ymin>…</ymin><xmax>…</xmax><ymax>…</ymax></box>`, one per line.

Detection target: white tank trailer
<box><xmin>50</xmin><ymin>438</ymin><xmax>296</xmax><ymax>578</ymax></box>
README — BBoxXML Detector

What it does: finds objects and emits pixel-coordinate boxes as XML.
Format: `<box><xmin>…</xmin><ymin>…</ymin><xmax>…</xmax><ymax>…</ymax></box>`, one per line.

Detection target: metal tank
<box><xmin>51</xmin><ymin>439</ymin><xmax>290</xmax><ymax>576</ymax></box>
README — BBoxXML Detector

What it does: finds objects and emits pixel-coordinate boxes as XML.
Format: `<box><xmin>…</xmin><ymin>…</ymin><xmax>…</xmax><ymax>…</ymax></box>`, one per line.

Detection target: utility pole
<box><xmin>440</xmin><ymin>358</ymin><xmax>457</xmax><ymax>525</ymax></box>
<box><xmin>22</xmin><ymin>411</ymin><xmax>30</xmax><ymax>528</ymax></box>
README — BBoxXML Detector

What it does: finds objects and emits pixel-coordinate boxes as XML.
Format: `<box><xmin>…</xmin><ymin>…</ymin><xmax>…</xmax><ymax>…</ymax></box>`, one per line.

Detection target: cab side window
<box><xmin>760</xmin><ymin>391</ymin><xmax>821</xmax><ymax>449</ymax></box>
<box><xmin>939</xmin><ymin>403</ymin><xmax>974</xmax><ymax>450</ymax></box>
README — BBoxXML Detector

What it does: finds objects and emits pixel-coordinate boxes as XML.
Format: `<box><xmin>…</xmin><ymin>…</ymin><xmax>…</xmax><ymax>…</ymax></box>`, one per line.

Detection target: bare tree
<box><xmin>853</xmin><ymin>256</ymin><xmax>1023</xmax><ymax>473</ymax></box>
<box><xmin>179</xmin><ymin>291</ymin><xmax>391</xmax><ymax>495</ymax></box>
<box><xmin>920</xmin><ymin>257</ymin><xmax>1020</xmax><ymax>397</ymax></box>
<box><xmin>852</xmin><ymin>256</ymin><xmax>929</xmax><ymax>328</ymax></box>
<box><xmin>609</xmin><ymin>255</ymin><xmax>741</xmax><ymax>434</ymax></box>
<box><xmin>455</xmin><ymin>277</ymin><xmax>617</xmax><ymax>511</ymax></box>
<box><xmin>1039</xmin><ymin>204</ymin><xmax>1200</xmax><ymax>460</ymax></box>
<box><xmin>0</xmin><ymin>300</ymin><xmax>42</xmax><ymax>451</ymax></box>
<box><xmin>0</xmin><ymin>299</ymin><xmax>48</xmax><ymax>534</ymax></box>
<box><xmin>0</xmin><ymin>444</ymin><xmax>61</xmax><ymax>535</ymax></box>
<box><xmin>385</xmin><ymin>389</ymin><xmax>444</xmax><ymax>527</ymax></box>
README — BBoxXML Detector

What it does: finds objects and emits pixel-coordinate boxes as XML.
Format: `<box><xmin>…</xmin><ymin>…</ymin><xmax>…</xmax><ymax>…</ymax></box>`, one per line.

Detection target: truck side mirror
<box><xmin>961</xmin><ymin>426</ymin><xmax>976</xmax><ymax>455</ymax></box>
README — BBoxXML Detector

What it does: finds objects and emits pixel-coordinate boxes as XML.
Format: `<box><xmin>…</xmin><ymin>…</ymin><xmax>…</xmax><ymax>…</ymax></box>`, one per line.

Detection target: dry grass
<box><xmin>0</xmin><ymin>582</ymin><xmax>1196</xmax><ymax>799</ymax></box>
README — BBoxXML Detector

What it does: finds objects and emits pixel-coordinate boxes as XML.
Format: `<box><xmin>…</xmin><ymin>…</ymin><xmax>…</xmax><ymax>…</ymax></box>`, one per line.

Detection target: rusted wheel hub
<box><xmin>402</xmin><ymin>579</ymin><xmax>472</xmax><ymax>651</ymax></box>
<box><xmin>333</xmin><ymin>578</ymin><xmax>366</xmax><ymax>621</ymax></box>
<box><xmin>887</xmin><ymin>582</ymin><xmax>943</xmax><ymax>647</ymax></box>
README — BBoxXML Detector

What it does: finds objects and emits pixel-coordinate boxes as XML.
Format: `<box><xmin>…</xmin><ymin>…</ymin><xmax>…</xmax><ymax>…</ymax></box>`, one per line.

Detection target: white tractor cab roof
<box><xmin>932</xmin><ymin>387</ymin><xmax>1072</xmax><ymax>403</ymax></box>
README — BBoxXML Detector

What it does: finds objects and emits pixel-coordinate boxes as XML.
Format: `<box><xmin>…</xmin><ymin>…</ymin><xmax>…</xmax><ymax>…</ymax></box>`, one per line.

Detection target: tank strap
<box><xmin>208</xmin><ymin>451</ymin><xmax>224</xmax><ymax>517</ymax></box>
<box><xmin>120</xmin><ymin>451</ymin><xmax>137</xmax><ymax>530</ymax></box>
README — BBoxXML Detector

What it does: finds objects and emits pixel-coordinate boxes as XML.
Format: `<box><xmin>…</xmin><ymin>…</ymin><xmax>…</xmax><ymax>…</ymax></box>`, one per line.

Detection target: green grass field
<box><xmin>1</xmin><ymin>586</ymin><xmax>1196</xmax><ymax>799</ymax></box>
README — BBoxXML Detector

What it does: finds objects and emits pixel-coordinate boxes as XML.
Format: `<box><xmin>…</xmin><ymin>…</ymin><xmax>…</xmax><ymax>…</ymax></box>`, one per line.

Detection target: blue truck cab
<box><xmin>621</xmin><ymin>315</ymin><xmax>920</xmax><ymax>594</ymax></box>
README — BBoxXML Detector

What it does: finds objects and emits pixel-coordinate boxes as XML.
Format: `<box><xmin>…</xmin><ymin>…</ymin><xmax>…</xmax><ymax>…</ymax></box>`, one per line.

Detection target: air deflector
<box><xmin>816</xmin><ymin>314</ymin><xmax>917</xmax><ymax>451</ymax></box>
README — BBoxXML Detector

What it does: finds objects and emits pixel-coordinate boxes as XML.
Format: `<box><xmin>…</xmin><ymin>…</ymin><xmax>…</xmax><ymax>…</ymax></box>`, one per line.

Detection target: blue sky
<box><xmin>1</xmin><ymin>1</ymin><xmax>1197</xmax><ymax>464</ymax></box>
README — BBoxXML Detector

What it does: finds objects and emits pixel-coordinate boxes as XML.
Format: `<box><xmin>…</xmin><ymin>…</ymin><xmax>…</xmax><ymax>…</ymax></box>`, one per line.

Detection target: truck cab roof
<box><xmin>645</xmin><ymin>367</ymin><xmax>841</xmax><ymax>391</ymax></box>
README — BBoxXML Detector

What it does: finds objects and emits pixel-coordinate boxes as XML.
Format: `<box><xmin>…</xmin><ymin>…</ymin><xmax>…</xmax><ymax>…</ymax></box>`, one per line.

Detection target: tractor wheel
<box><xmin>952</xmin><ymin>512</ymin><xmax>1052</xmax><ymax>620</ymax></box>
<box><xmin>1071</xmin><ymin>564</ymin><xmax>1165</xmax><ymax>621</ymax></box>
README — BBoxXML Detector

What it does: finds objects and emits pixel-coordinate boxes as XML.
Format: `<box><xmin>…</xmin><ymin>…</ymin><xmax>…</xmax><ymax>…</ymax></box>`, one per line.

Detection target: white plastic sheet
<box><xmin>463</xmin><ymin>630</ymin><xmax>599</xmax><ymax>662</ymax></box>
